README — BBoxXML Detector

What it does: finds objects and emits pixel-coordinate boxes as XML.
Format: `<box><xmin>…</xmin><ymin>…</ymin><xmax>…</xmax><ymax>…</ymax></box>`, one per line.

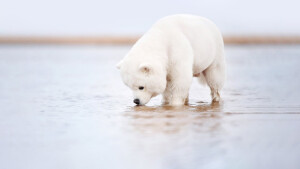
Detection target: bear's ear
<box><xmin>116</xmin><ymin>60</ymin><xmax>123</xmax><ymax>69</ymax></box>
<box><xmin>139</xmin><ymin>63</ymin><xmax>152</xmax><ymax>73</ymax></box>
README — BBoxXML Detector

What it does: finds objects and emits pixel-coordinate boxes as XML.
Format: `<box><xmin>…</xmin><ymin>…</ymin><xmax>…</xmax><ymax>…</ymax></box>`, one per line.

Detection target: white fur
<box><xmin>117</xmin><ymin>14</ymin><xmax>226</xmax><ymax>106</ymax></box>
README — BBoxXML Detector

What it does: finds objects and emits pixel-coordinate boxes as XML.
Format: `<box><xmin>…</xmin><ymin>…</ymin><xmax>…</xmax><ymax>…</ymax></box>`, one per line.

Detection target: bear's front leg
<box><xmin>162</xmin><ymin>40</ymin><xmax>194</xmax><ymax>106</ymax></box>
<box><xmin>162</xmin><ymin>72</ymin><xmax>193</xmax><ymax>106</ymax></box>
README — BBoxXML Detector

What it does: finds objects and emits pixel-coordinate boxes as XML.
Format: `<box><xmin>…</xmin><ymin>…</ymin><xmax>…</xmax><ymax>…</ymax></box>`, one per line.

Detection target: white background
<box><xmin>0</xmin><ymin>0</ymin><xmax>299</xmax><ymax>36</ymax></box>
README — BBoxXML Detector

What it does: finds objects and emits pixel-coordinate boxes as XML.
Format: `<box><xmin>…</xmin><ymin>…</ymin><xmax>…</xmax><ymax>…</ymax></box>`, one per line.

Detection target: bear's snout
<box><xmin>133</xmin><ymin>99</ymin><xmax>140</xmax><ymax>105</ymax></box>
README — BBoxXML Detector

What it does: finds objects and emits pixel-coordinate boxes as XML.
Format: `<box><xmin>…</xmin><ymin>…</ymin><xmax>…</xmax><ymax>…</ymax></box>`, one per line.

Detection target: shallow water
<box><xmin>0</xmin><ymin>45</ymin><xmax>300</xmax><ymax>169</ymax></box>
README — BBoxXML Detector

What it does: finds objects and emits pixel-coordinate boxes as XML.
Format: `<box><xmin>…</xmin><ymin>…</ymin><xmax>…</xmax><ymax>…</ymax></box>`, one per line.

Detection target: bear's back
<box><xmin>153</xmin><ymin>14</ymin><xmax>224</xmax><ymax>73</ymax></box>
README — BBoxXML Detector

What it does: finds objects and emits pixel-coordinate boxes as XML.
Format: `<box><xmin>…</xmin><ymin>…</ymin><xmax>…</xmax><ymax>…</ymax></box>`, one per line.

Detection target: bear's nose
<box><xmin>133</xmin><ymin>99</ymin><xmax>140</xmax><ymax>105</ymax></box>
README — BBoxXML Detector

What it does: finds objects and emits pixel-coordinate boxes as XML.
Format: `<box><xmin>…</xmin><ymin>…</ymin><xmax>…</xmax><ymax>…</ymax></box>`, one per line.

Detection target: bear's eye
<box><xmin>139</xmin><ymin>86</ymin><xmax>144</xmax><ymax>90</ymax></box>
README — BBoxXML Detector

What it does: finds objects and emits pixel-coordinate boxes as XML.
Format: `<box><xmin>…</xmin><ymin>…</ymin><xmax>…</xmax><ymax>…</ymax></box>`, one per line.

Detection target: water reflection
<box><xmin>124</xmin><ymin>101</ymin><xmax>225</xmax><ymax>134</ymax></box>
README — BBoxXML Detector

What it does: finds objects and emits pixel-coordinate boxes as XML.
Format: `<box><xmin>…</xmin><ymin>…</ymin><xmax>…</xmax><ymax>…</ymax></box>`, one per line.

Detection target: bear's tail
<box><xmin>197</xmin><ymin>72</ymin><xmax>207</xmax><ymax>86</ymax></box>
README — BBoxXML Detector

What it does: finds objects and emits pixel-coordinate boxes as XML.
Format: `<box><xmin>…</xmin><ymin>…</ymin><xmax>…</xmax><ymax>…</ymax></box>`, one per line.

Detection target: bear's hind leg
<box><xmin>203</xmin><ymin>61</ymin><xmax>226</xmax><ymax>102</ymax></box>
<box><xmin>210</xmin><ymin>86</ymin><xmax>220</xmax><ymax>102</ymax></box>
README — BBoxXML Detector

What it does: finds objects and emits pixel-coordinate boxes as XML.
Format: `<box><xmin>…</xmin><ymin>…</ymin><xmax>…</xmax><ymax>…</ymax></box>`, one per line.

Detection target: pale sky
<box><xmin>0</xmin><ymin>0</ymin><xmax>299</xmax><ymax>36</ymax></box>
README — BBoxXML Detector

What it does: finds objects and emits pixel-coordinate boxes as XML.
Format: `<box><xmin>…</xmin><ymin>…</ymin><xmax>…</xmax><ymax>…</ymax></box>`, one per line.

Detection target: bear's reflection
<box><xmin>124</xmin><ymin>101</ymin><xmax>225</xmax><ymax>134</ymax></box>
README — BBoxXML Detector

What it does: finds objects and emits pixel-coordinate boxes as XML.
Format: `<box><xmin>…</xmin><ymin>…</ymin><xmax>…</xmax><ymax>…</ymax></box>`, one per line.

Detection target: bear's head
<box><xmin>117</xmin><ymin>60</ymin><xmax>166</xmax><ymax>105</ymax></box>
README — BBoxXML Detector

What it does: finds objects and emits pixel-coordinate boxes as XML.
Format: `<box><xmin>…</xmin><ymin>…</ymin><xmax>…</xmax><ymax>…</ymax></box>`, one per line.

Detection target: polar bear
<box><xmin>117</xmin><ymin>14</ymin><xmax>226</xmax><ymax>106</ymax></box>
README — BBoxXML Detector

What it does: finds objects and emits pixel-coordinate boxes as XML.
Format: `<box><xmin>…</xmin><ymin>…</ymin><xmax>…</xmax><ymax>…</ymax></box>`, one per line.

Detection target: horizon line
<box><xmin>1</xmin><ymin>35</ymin><xmax>300</xmax><ymax>45</ymax></box>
